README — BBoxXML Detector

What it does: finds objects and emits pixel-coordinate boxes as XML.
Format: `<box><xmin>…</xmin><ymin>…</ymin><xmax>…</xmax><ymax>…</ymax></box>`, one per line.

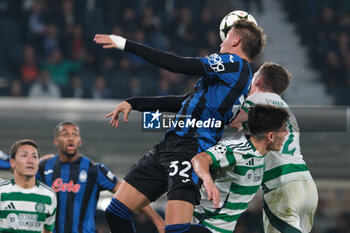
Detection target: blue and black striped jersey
<box><xmin>0</xmin><ymin>150</ymin><xmax>10</xmax><ymax>170</ymax></box>
<box><xmin>168</xmin><ymin>53</ymin><xmax>252</xmax><ymax>152</ymax></box>
<box><xmin>37</xmin><ymin>155</ymin><xmax>118</xmax><ymax>233</ymax></box>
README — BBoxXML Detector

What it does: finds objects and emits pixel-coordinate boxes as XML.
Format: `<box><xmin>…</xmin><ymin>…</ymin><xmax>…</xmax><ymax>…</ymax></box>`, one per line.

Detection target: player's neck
<box><xmin>250</xmin><ymin>137</ymin><xmax>268</xmax><ymax>155</ymax></box>
<box><xmin>59</xmin><ymin>153</ymin><xmax>80</xmax><ymax>163</ymax></box>
<box><xmin>14</xmin><ymin>173</ymin><xmax>36</xmax><ymax>189</ymax></box>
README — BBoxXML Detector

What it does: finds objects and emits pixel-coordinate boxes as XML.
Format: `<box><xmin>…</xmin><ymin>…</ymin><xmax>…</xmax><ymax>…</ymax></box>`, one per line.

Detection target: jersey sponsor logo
<box><xmin>44</xmin><ymin>169</ymin><xmax>54</xmax><ymax>175</ymax></box>
<box><xmin>7</xmin><ymin>213</ymin><xmax>41</xmax><ymax>228</ymax></box>
<box><xmin>52</xmin><ymin>178</ymin><xmax>80</xmax><ymax>193</ymax></box>
<box><xmin>143</xmin><ymin>110</ymin><xmax>161</xmax><ymax>129</ymax></box>
<box><xmin>206</xmin><ymin>53</ymin><xmax>225</xmax><ymax>72</ymax></box>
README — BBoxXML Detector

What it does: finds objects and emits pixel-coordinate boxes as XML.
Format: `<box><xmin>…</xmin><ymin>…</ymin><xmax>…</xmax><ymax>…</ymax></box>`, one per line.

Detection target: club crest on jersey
<box><xmin>35</xmin><ymin>202</ymin><xmax>46</xmax><ymax>213</ymax></box>
<box><xmin>79</xmin><ymin>170</ymin><xmax>87</xmax><ymax>182</ymax></box>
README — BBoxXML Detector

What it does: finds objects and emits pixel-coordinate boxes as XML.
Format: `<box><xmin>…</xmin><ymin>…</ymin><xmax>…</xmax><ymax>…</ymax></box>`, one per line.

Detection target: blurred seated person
<box><xmin>28</xmin><ymin>69</ymin><xmax>61</xmax><ymax>99</ymax></box>
<box><xmin>62</xmin><ymin>72</ymin><xmax>90</xmax><ymax>98</ymax></box>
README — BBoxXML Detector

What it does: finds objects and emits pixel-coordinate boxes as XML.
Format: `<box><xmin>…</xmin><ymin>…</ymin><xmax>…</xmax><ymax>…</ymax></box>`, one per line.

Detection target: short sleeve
<box><xmin>206</xmin><ymin>143</ymin><xmax>237</xmax><ymax>169</ymax></box>
<box><xmin>96</xmin><ymin>163</ymin><xmax>118</xmax><ymax>191</ymax></box>
<box><xmin>44</xmin><ymin>192</ymin><xmax>57</xmax><ymax>231</ymax></box>
<box><xmin>198</xmin><ymin>53</ymin><xmax>241</xmax><ymax>83</ymax></box>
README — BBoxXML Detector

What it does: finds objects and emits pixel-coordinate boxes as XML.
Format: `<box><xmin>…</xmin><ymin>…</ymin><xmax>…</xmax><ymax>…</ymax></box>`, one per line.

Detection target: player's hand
<box><xmin>94</xmin><ymin>34</ymin><xmax>126</xmax><ymax>50</ymax></box>
<box><xmin>203</xmin><ymin>179</ymin><xmax>221</xmax><ymax>208</ymax></box>
<box><xmin>105</xmin><ymin>101</ymin><xmax>132</xmax><ymax>128</ymax></box>
<box><xmin>155</xmin><ymin>221</ymin><xmax>165</xmax><ymax>233</ymax></box>
<box><xmin>40</xmin><ymin>154</ymin><xmax>55</xmax><ymax>161</ymax></box>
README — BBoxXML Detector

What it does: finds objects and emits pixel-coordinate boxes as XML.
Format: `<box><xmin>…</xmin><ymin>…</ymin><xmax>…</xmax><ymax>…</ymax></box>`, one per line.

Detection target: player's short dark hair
<box><xmin>248</xmin><ymin>104</ymin><xmax>289</xmax><ymax>139</ymax></box>
<box><xmin>10</xmin><ymin>139</ymin><xmax>40</xmax><ymax>159</ymax></box>
<box><xmin>234</xmin><ymin>19</ymin><xmax>266</xmax><ymax>61</ymax></box>
<box><xmin>260</xmin><ymin>62</ymin><xmax>292</xmax><ymax>95</ymax></box>
<box><xmin>54</xmin><ymin>120</ymin><xmax>80</xmax><ymax>138</ymax></box>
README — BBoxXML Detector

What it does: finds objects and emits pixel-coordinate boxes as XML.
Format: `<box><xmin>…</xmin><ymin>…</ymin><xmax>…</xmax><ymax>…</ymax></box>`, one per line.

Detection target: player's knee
<box><xmin>105</xmin><ymin>197</ymin><xmax>135</xmax><ymax>233</ymax></box>
<box><xmin>165</xmin><ymin>224</ymin><xmax>212</xmax><ymax>233</ymax></box>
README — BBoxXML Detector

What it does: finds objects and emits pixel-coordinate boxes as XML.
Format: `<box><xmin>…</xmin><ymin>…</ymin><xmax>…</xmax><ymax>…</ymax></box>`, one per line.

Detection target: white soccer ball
<box><xmin>219</xmin><ymin>10</ymin><xmax>258</xmax><ymax>42</ymax></box>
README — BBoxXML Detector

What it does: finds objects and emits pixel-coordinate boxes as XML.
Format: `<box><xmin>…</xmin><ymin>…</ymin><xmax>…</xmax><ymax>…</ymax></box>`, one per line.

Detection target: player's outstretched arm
<box><xmin>94</xmin><ymin>34</ymin><xmax>205</xmax><ymax>76</ymax></box>
<box><xmin>126</xmin><ymin>94</ymin><xmax>190</xmax><ymax>113</ymax></box>
<box><xmin>94</xmin><ymin>34</ymin><xmax>126</xmax><ymax>50</ymax></box>
<box><xmin>229</xmin><ymin>109</ymin><xmax>248</xmax><ymax>130</ymax></box>
<box><xmin>139</xmin><ymin>206</ymin><xmax>165</xmax><ymax>233</ymax></box>
<box><xmin>191</xmin><ymin>152</ymin><xmax>220</xmax><ymax>208</ymax></box>
<box><xmin>106</xmin><ymin>101</ymin><xmax>133</xmax><ymax>128</ymax></box>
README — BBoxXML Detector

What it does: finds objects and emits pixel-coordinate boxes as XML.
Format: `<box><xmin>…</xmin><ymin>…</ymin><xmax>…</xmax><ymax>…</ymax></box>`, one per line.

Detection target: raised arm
<box><xmin>191</xmin><ymin>152</ymin><xmax>220</xmax><ymax>208</ymax></box>
<box><xmin>106</xmin><ymin>94</ymin><xmax>190</xmax><ymax>128</ymax></box>
<box><xmin>94</xmin><ymin>34</ymin><xmax>206</xmax><ymax>76</ymax></box>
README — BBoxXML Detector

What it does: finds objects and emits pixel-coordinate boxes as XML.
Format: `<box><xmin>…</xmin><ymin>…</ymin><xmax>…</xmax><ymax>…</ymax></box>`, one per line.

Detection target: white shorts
<box><xmin>263</xmin><ymin>180</ymin><xmax>318</xmax><ymax>233</ymax></box>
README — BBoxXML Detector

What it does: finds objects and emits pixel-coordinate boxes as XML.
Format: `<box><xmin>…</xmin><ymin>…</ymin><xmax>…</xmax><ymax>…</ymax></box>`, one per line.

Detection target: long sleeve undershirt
<box><xmin>126</xmin><ymin>94</ymin><xmax>190</xmax><ymax>113</ymax></box>
<box><xmin>125</xmin><ymin>40</ymin><xmax>206</xmax><ymax>76</ymax></box>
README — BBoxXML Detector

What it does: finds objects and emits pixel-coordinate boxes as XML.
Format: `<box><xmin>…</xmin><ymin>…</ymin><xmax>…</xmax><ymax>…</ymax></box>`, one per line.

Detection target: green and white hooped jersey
<box><xmin>0</xmin><ymin>179</ymin><xmax>57</xmax><ymax>232</ymax></box>
<box><xmin>243</xmin><ymin>93</ymin><xmax>313</xmax><ymax>192</ymax></box>
<box><xmin>194</xmin><ymin>132</ymin><xmax>265</xmax><ymax>233</ymax></box>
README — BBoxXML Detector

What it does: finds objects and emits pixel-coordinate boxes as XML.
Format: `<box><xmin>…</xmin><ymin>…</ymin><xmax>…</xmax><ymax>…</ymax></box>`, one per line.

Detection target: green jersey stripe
<box><xmin>245</xmin><ymin>100</ymin><xmax>255</xmax><ymax>107</ymax></box>
<box><xmin>44</xmin><ymin>222</ymin><xmax>55</xmax><ymax>231</ymax></box>
<box><xmin>0</xmin><ymin>228</ymin><xmax>40</xmax><ymax>233</ymax></box>
<box><xmin>0</xmin><ymin>210</ymin><xmax>48</xmax><ymax>221</ymax></box>
<box><xmin>263</xmin><ymin>164</ymin><xmax>309</xmax><ymax>183</ymax></box>
<box><xmin>224</xmin><ymin>202</ymin><xmax>249</xmax><ymax>210</ymax></box>
<box><xmin>206</xmin><ymin>151</ymin><xmax>221</xmax><ymax>169</ymax></box>
<box><xmin>1</xmin><ymin>192</ymin><xmax>52</xmax><ymax>205</ymax></box>
<box><xmin>201</xmin><ymin>221</ymin><xmax>233</xmax><ymax>233</ymax></box>
<box><xmin>230</xmin><ymin>182</ymin><xmax>260</xmax><ymax>195</ymax></box>
<box><xmin>225</xmin><ymin>147</ymin><xmax>236</xmax><ymax>166</ymax></box>
<box><xmin>234</xmin><ymin>164</ymin><xmax>265</xmax><ymax>175</ymax></box>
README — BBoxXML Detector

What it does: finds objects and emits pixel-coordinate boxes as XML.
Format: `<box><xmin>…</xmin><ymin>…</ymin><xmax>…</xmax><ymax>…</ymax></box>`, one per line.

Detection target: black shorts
<box><xmin>124</xmin><ymin>133</ymin><xmax>201</xmax><ymax>205</ymax></box>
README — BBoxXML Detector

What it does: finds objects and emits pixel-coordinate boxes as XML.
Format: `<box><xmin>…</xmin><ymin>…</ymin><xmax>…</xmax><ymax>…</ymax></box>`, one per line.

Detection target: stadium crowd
<box><xmin>282</xmin><ymin>0</ymin><xmax>350</xmax><ymax>105</ymax></box>
<box><xmin>0</xmin><ymin>0</ymin><xmax>230</xmax><ymax>99</ymax></box>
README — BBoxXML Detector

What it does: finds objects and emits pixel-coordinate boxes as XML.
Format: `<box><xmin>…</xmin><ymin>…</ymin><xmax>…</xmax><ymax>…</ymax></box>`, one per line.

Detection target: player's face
<box><xmin>54</xmin><ymin>124</ymin><xmax>81</xmax><ymax>158</ymax></box>
<box><xmin>11</xmin><ymin>145</ymin><xmax>39</xmax><ymax>178</ymax></box>
<box><xmin>220</xmin><ymin>28</ymin><xmax>239</xmax><ymax>53</ymax></box>
<box><xmin>267</xmin><ymin>123</ymin><xmax>288</xmax><ymax>151</ymax></box>
<box><xmin>250</xmin><ymin>69</ymin><xmax>262</xmax><ymax>94</ymax></box>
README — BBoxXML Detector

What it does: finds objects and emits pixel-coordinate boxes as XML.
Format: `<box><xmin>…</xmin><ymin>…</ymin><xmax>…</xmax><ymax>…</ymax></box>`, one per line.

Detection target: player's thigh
<box><xmin>113</xmin><ymin>180</ymin><xmax>151</xmax><ymax>212</ymax></box>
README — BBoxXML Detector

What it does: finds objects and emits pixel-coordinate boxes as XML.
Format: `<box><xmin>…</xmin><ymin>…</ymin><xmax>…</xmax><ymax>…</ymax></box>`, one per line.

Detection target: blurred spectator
<box><xmin>20</xmin><ymin>45</ymin><xmax>40</xmax><ymax>94</ymax></box>
<box><xmin>325</xmin><ymin>213</ymin><xmax>350</xmax><ymax>233</ymax></box>
<box><xmin>28</xmin><ymin>69</ymin><xmax>61</xmax><ymax>98</ymax></box>
<box><xmin>42</xmin><ymin>23</ymin><xmax>60</xmax><ymax>58</ymax></box>
<box><xmin>91</xmin><ymin>75</ymin><xmax>110</xmax><ymax>99</ymax></box>
<box><xmin>26</xmin><ymin>0</ymin><xmax>47</xmax><ymax>50</ymax></box>
<box><xmin>62</xmin><ymin>72</ymin><xmax>89</xmax><ymax>98</ymax></box>
<box><xmin>42</xmin><ymin>49</ymin><xmax>82</xmax><ymax>87</ymax></box>
<box><xmin>10</xmin><ymin>79</ymin><xmax>24</xmax><ymax>97</ymax></box>
<box><xmin>129</xmin><ymin>75</ymin><xmax>141</xmax><ymax>96</ymax></box>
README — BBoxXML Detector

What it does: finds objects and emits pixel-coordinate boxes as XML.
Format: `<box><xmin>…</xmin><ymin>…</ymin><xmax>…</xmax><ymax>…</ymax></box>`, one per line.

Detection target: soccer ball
<box><xmin>219</xmin><ymin>10</ymin><xmax>258</xmax><ymax>42</ymax></box>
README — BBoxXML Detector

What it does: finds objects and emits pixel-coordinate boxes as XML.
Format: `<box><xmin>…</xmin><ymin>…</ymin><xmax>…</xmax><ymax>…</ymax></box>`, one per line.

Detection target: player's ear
<box><xmin>10</xmin><ymin>158</ymin><xmax>15</xmax><ymax>169</ymax></box>
<box><xmin>266</xmin><ymin>131</ymin><xmax>275</xmax><ymax>143</ymax></box>
<box><xmin>53</xmin><ymin>138</ymin><xmax>59</xmax><ymax>147</ymax></box>
<box><xmin>231</xmin><ymin>36</ymin><xmax>241</xmax><ymax>47</ymax></box>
